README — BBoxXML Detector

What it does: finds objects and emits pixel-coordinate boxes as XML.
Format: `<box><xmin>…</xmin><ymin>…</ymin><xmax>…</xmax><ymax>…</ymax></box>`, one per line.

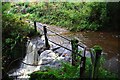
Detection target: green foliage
<box><xmin>2</xmin><ymin>2</ymin><xmax>11</xmax><ymax>13</ymax></box>
<box><xmin>2</xmin><ymin>2</ymin><xmax>42</xmax><ymax>73</ymax></box>
<box><xmin>29</xmin><ymin>45</ymin><xmax>117</xmax><ymax>79</ymax></box>
<box><xmin>9</xmin><ymin>2</ymin><xmax>120</xmax><ymax>31</ymax></box>
<box><xmin>29</xmin><ymin>56</ymin><xmax>118</xmax><ymax>79</ymax></box>
<box><xmin>29</xmin><ymin>71</ymin><xmax>56</xmax><ymax>80</ymax></box>
<box><xmin>29</xmin><ymin>62</ymin><xmax>80</xmax><ymax>79</ymax></box>
<box><xmin>85</xmin><ymin>57</ymin><xmax>118</xmax><ymax>79</ymax></box>
<box><xmin>49</xmin><ymin>62</ymin><xmax>80</xmax><ymax>78</ymax></box>
<box><xmin>2</xmin><ymin>13</ymin><xmax>34</xmax><ymax>72</ymax></box>
<box><xmin>9</xmin><ymin>2</ymin><xmax>109</xmax><ymax>31</ymax></box>
<box><xmin>93</xmin><ymin>45</ymin><xmax>102</xmax><ymax>52</ymax></box>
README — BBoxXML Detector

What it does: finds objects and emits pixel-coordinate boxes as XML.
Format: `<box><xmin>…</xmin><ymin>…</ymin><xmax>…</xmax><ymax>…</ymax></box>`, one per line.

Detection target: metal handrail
<box><xmin>47</xmin><ymin>28</ymin><xmax>71</xmax><ymax>42</ymax></box>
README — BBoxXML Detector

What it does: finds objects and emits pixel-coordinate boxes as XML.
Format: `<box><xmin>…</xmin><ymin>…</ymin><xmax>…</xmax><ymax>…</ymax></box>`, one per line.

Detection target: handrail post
<box><xmin>71</xmin><ymin>39</ymin><xmax>78</xmax><ymax>66</ymax></box>
<box><xmin>80</xmin><ymin>47</ymin><xmax>86</xmax><ymax>78</ymax></box>
<box><xmin>34</xmin><ymin>21</ymin><xmax>37</xmax><ymax>32</ymax></box>
<box><xmin>92</xmin><ymin>45</ymin><xmax>102</xmax><ymax>79</ymax></box>
<box><xmin>43</xmin><ymin>25</ymin><xmax>49</xmax><ymax>49</ymax></box>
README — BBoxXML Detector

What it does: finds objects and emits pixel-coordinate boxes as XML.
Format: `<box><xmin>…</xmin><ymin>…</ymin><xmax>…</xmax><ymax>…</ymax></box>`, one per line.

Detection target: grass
<box><xmin>29</xmin><ymin>55</ymin><xmax>118</xmax><ymax>79</ymax></box>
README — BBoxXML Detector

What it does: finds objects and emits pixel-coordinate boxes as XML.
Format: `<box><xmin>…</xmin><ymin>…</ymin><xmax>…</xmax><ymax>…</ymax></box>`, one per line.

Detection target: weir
<box><xmin>9</xmin><ymin>36</ymin><xmax>85</xmax><ymax>79</ymax></box>
<box><xmin>8</xmin><ymin>21</ymin><xmax>91</xmax><ymax>79</ymax></box>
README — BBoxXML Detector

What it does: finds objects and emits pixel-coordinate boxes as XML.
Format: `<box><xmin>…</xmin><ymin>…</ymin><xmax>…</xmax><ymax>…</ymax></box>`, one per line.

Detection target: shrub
<box><xmin>29</xmin><ymin>71</ymin><xmax>57</xmax><ymax>80</ymax></box>
<box><xmin>29</xmin><ymin>62</ymin><xmax>80</xmax><ymax>79</ymax></box>
<box><xmin>2</xmin><ymin>13</ymin><xmax>35</xmax><ymax>72</ymax></box>
<box><xmin>9</xmin><ymin>2</ymin><xmax>109</xmax><ymax>31</ymax></box>
<box><xmin>29</xmin><ymin>53</ymin><xmax>118</xmax><ymax>79</ymax></box>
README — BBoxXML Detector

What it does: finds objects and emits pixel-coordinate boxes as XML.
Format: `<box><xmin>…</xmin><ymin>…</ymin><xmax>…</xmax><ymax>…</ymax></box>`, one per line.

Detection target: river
<box><xmin>42</xmin><ymin>23</ymin><xmax>120</xmax><ymax>74</ymax></box>
<box><xmin>73</xmin><ymin>31</ymin><xmax>120</xmax><ymax>74</ymax></box>
<box><xmin>8</xmin><ymin>22</ymin><xmax>120</xmax><ymax>79</ymax></box>
<box><xmin>68</xmin><ymin>31</ymin><xmax>119</xmax><ymax>59</ymax></box>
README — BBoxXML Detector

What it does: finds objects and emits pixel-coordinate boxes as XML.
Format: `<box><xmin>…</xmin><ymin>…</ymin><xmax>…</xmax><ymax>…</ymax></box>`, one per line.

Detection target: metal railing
<box><xmin>6</xmin><ymin>20</ymin><xmax>102</xmax><ymax>79</ymax></box>
<box><xmin>35</xmin><ymin>22</ymin><xmax>87</xmax><ymax>77</ymax></box>
<box><xmin>34</xmin><ymin>21</ymin><xmax>102</xmax><ymax>78</ymax></box>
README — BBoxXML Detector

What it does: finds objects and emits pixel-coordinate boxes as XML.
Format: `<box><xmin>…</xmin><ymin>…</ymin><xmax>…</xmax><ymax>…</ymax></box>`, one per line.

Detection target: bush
<box><xmin>9</xmin><ymin>2</ymin><xmax>109</xmax><ymax>31</ymax></box>
<box><xmin>29</xmin><ymin>62</ymin><xmax>80</xmax><ymax>79</ymax></box>
<box><xmin>29</xmin><ymin>55</ymin><xmax>118</xmax><ymax>79</ymax></box>
<box><xmin>2</xmin><ymin>13</ymin><xmax>35</xmax><ymax>72</ymax></box>
<box><xmin>2</xmin><ymin>2</ymin><xmax>11</xmax><ymax>13</ymax></box>
<box><xmin>29</xmin><ymin>71</ymin><xmax>57</xmax><ymax>80</ymax></box>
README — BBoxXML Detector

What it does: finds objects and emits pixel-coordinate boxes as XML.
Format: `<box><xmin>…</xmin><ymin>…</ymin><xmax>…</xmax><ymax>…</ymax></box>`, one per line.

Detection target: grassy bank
<box><xmin>7</xmin><ymin>2</ymin><xmax>120</xmax><ymax>31</ymax></box>
<box><xmin>8</xmin><ymin>2</ymin><xmax>109</xmax><ymax>31</ymax></box>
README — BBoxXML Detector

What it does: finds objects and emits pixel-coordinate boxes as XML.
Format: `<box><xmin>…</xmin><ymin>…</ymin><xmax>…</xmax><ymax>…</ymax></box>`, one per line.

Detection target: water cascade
<box><xmin>9</xmin><ymin>37</ymin><xmax>45</xmax><ymax>78</ymax></box>
<box><xmin>8</xmin><ymin>36</ymin><xmax>76</xmax><ymax>79</ymax></box>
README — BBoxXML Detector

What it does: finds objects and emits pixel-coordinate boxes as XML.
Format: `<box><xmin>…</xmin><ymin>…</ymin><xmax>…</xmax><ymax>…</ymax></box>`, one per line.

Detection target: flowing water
<box><xmin>41</xmin><ymin>23</ymin><xmax>119</xmax><ymax>59</ymax></box>
<box><xmin>9</xmin><ymin>24</ymin><xmax>75</xmax><ymax>79</ymax></box>
<box><xmin>67</xmin><ymin>31</ymin><xmax>120</xmax><ymax>74</ymax></box>
<box><xmin>64</xmin><ymin>31</ymin><xmax>119</xmax><ymax>59</ymax></box>
<box><xmin>9</xmin><ymin>37</ymin><xmax>45</xmax><ymax>79</ymax></box>
<box><xmin>9</xmin><ymin>22</ymin><xmax>120</xmax><ymax>79</ymax></box>
<box><xmin>39</xmin><ymin>23</ymin><xmax>120</xmax><ymax>74</ymax></box>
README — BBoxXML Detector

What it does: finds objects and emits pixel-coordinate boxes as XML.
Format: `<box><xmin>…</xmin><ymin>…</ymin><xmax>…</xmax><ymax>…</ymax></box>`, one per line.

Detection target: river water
<box><xmin>73</xmin><ymin>31</ymin><xmax>120</xmax><ymax>74</ymax></box>
<box><xmin>43</xmin><ymin>24</ymin><xmax>120</xmax><ymax>74</ymax></box>
<box><xmin>45</xmin><ymin>24</ymin><xmax>119</xmax><ymax>59</ymax></box>
<box><xmin>68</xmin><ymin>31</ymin><xmax>119</xmax><ymax>59</ymax></box>
<box><xmin>8</xmin><ymin>22</ymin><xmax>120</xmax><ymax>79</ymax></box>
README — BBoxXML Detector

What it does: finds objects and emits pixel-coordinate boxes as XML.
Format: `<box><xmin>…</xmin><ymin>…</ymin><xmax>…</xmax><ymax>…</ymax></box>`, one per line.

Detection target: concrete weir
<box><xmin>8</xmin><ymin>21</ymin><xmax>90</xmax><ymax>79</ymax></box>
<box><xmin>8</xmin><ymin>35</ymin><xmax>89</xmax><ymax>79</ymax></box>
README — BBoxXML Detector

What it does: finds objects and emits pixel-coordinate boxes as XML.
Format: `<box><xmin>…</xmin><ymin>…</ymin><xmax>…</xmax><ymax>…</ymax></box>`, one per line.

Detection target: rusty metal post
<box><xmin>71</xmin><ymin>39</ymin><xmax>78</xmax><ymax>66</ymax></box>
<box><xmin>93</xmin><ymin>46</ymin><xmax>102</xmax><ymax>79</ymax></box>
<box><xmin>43</xmin><ymin>26</ymin><xmax>49</xmax><ymax>49</ymax></box>
<box><xmin>34</xmin><ymin>21</ymin><xmax>37</xmax><ymax>32</ymax></box>
<box><xmin>80</xmin><ymin>47</ymin><xmax>86</xmax><ymax>78</ymax></box>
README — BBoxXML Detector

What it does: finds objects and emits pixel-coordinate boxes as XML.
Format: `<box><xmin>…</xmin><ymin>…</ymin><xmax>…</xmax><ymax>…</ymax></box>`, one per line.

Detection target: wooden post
<box><xmin>71</xmin><ymin>39</ymin><xmax>78</xmax><ymax>66</ymax></box>
<box><xmin>43</xmin><ymin>26</ymin><xmax>49</xmax><ymax>49</ymax></box>
<box><xmin>80</xmin><ymin>47</ymin><xmax>86</xmax><ymax>78</ymax></box>
<box><xmin>34</xmin><ymin>21</ymin><xmax>37</xmax><ymax>32</ymax></box>
<box><xmin>93</xmin><ymin>46</ymin><xmax>102</xmax><ymax>79</ymax></box>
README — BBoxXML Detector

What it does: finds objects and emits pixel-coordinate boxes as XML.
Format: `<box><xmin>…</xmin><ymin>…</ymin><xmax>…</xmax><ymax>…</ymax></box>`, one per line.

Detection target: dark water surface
<box><xmin>47</xmin><ymin>25</ymin><xmax>119</xmax><ymax>59</ymax></box>
<box><xmin>71</xmin><ymin>31</ymin><xmax>119</xmax><ymax>59</ymax></box>
<box><xmin>46</xmin><ymin>24</ymin><xmax>120</xmax><ymax>74</ymax></box>
<box><xmin>37</xmin><ymin>23</ymin><xmax>120</xmax><ymax>75</ymax></box>
<box><xmin>66</xmin><ymin>31</ymin><xmax>120</xmax><ymax>74</ymax></box>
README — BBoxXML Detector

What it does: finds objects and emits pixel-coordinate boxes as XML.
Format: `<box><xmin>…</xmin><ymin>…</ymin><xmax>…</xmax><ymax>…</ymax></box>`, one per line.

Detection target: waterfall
<box><xmin>8</xmin><ymin>36</ymin><xmax>78</xmax><ymax>79</ymax></box>
<box><xmin>9</xmin><ymin>37</ymin><xmax>45</xmax><ymax>79</ymax></box>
